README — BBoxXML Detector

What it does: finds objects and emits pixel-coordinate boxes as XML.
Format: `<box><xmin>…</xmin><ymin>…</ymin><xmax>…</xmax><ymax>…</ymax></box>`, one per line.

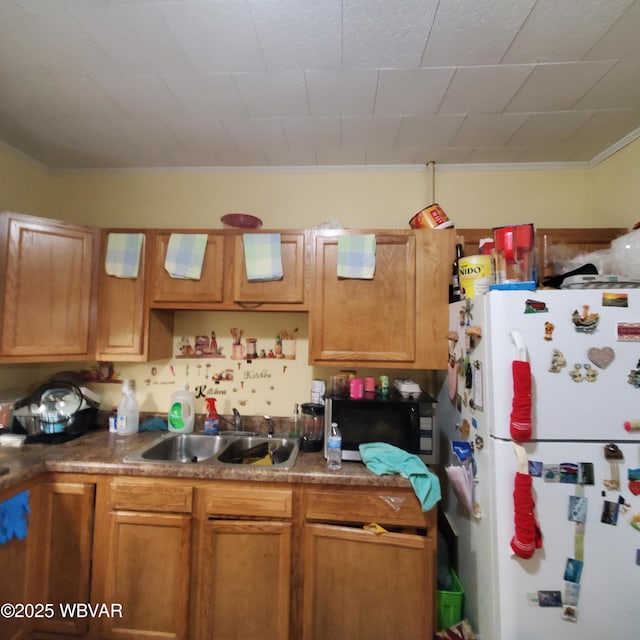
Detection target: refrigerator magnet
<box><xmin>543</xmin><ymin>321</ymin><xmax>554</xmax><ymax>340</ymax></box>
<box><xmin>548</xmin><ymin>349</ymin><xmax>567</xmax><ymax>373</ymax></box>
<box><xmin>627</xmin><ymin>359</ymin><xmax>640</xmax><ymax>388</ymax></box>
<box><xmin>601</xmin><ymin>500</ymin><xmax>620</xmax><ymax>525</ymax></box>
<box><xmin>587</xmin><ymin>346</ymin><xmax>615</xmax><ymax>369</ymax></box>
<box><xmin>617</xmin><ymin>322</ymin><xmax>640</xmax><ymax>341</ymax></box>
<box><xmin>572</xmin><ymin>305</ymin><xmax>599</xmax><ymax>333</ymax></box>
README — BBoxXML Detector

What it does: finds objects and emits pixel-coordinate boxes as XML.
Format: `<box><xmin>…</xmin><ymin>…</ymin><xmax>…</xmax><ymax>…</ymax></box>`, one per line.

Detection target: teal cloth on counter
<box><xmin>164</xmin><ymin>233</ymin><xmax>208</xmax><ymax>279</ymax></box>
<box><xmin>0</xmin><ymin>490</ymin><xmax>30</xmax><ymax>544</ymax></box>
<box><xmin>139</xmin><ymin>417</ymin><xmax>168</xmax><ymax>432</ymax></box>
<box><xmin>337</xmin><ymin>234</ymin><xmax>376</xmax><ymax>279</ymax></box>
<box><xmin>243</xmin><ymin>233</ymin><xmax>283</xmax><ymax>281</ymax></box>
<box><xmin>359</xmin><ymin>443</ymin><xmax>441</xmax><ymax>511</ymax></box>
<box><xmin>105</xmin><ymin>233</ymin><xmax>144</xmax><ymax>278</ymax></box>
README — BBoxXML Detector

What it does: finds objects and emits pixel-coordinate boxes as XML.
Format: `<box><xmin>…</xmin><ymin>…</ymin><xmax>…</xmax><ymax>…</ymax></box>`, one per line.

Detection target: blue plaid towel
<box><xmin>337</xmin><ymin>234</ymin><xmax>376</xmax><ymax>279</ymax></box>
<box><xmin>0</xmin><ymin>490</ymin><xmax>30</xmax><ymax>543</ymax></box>
<box><xmin>164</xmin><ymin>234</ymin><xmax>208</xmax><ymax>279</ymax></box>
<box><xmin>243</xmin><ymin>233</ymin><xmax>283</xmax><ymax>281</ymax></box>
<box><xmin>105</xmin><ymin>233</ymin><xmax>144</xmax><ymax>278</ymax></box>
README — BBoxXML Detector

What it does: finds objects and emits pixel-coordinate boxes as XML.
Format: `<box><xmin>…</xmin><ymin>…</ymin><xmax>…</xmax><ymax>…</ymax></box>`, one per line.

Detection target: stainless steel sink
<box><xmin>124</xmin><ymin>433</ymin><xmax>300</xmax><ymax>469</ymax></box>
<box><xmin>124</xmin><ymin>433</ymin><xmax>234</xmax><ymax>464</ymax></box>
<box><xmin>217</xmin><ymin>436</ymin><xmax>299</xmax><ymax>469</ymax></box>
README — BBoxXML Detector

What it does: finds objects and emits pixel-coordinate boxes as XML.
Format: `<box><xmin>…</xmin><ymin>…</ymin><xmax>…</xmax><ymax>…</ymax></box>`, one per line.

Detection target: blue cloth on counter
<box><xmin>359</xmin><ymin>443</ymin><xmax>441</xmax><ymax>511</ymax></box>
<box><xmin>139</xmin><ymin>417</ymin><xmax>168</xmax><ymax>432</ymax></box>
<box><xmin>0</xmin><ymin>490</ymin><xmax>30</xmax><ymax>544</ymax></box>
<box><xmin>243</xmin><ymin>233</ymin><xmax>283</xmax><ymax>281</ymax></box>
<box><xmin>337</xmin><ymin>234</ymin><xmax>376</xmax><ymax>279</ymax></box>
<box><xmin>164</xmin><ymin>233</ymin><xmax>208</xmax><ymax>279</ymax></box>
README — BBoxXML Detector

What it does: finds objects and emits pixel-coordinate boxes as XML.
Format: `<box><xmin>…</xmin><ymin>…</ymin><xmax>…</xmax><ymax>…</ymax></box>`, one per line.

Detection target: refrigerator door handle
<box><xmin>509</xmin><ymin>329</ymin><xmax>527</xmax><ymax>361</ymax></box>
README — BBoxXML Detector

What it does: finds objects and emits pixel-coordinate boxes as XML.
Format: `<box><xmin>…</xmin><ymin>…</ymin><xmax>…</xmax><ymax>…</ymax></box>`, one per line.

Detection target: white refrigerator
<box><xmin>438</xmin><ymin>289</ymin><xmax>640</xmax><ymax>640</ymax></box>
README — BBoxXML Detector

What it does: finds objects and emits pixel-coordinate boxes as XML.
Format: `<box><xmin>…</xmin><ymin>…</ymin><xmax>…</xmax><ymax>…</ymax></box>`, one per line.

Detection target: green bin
<box><xmin>437</xmin><ymin>568</ymin><xmax>464</xmax><ymax>630</ymax></box>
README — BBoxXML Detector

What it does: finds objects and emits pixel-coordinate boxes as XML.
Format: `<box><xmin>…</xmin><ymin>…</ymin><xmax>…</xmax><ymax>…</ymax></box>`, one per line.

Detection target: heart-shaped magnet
<box><xmin>587</xmin><ymin>346</ymin><xmax>615</xmax><ymax>369</ymax></box>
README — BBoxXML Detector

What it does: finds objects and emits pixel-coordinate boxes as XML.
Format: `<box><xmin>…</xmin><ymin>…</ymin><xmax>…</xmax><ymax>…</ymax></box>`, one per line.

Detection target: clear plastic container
<box><xmin>117</xmin><ymin>380</ymin><xmax>139</xmax><ymax>436</ymax></box>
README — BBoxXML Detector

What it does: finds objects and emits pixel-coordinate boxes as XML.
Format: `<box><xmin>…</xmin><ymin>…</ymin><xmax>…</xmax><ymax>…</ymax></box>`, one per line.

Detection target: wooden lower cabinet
<box><xmin>90</xmin><ymin>478</ymin><xmax>192</xmax><ymax>640</ymax></box>
<box><xmin>191</xmin><ymin>483</ymin><xmax>293</xmax><ymax>640</ymax></box>
<box><xmin>31</xmin><ymin>480</ymin><xmax>95</xmax><ymax>638</ymax></box>
<box><xmin>302</xmin><ymin>524</ymin><xmax>433</xmax><ymax>640</ymax></box>
<box><xmin>300</xmin><ymin>486</ymin><xmax>437</xmax><ymax>640</ymax></box>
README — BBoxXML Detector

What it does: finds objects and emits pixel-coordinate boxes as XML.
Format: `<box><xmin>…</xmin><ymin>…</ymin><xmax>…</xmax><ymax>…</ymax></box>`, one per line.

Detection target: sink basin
<box><xmin>217</xmin><ymin>436</ymin><xmax>299</xmax><ymax>469</ymax></box>
<box><xmin>124</xmin><ymin>433</ymin><xmax>299</xmax><ymax>469</ymax></box>
<box><xmin>124</xmin><ymin>434</ymin><xmax>233</xmax><ymax>464</ymax></box>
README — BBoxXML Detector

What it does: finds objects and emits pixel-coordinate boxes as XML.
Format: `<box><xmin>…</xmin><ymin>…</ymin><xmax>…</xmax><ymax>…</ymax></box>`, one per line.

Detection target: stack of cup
<box><xmin>311</xmin><ymin>379</ymin><xmax>326</xmax><ymax>405</ymax></box>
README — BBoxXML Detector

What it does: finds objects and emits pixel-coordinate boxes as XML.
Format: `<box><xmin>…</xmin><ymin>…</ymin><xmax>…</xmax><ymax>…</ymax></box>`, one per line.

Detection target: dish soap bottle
<box><xmin>327</xmin><ymin>421</ymin><xmax>342</xmax><ymax>470</ymax></box>
<box><xmin>203</xmin><ymin>397</ymin><xmax>219</xmax><ymax>435</ymax></box>
<box><xmin>117</xmin><ymin>379</ymin><xmax>139</xmax><ymax>436</ymax></box>
<box><xmin>168</xmin><ymin>384</ymin><xmax>195</xmax><ymax>433</ymax></box>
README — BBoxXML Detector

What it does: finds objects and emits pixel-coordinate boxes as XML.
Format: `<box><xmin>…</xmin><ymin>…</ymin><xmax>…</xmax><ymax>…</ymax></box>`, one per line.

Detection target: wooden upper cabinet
<box><xmin>0</xmin><ymin>211</ymin><xmax>98</xmax><ymax>362</ymax></box>
<box><xmin>150</xmin><ymin>231</ymin><xmax>225</xmax><ymax>306</ymax></box>
<box><xmin>95</xmin><ymin>230</ymin><xmax>173</xmax><ymax>362</ymax></box>
<box><xmin>149</xmin><ymin>229</ymin><xmax>309</xmax><ymax>310</ymax></box>
<box><xmin>310</xmin><ymin>231</ymin><xmax>417</xmax><ymax>366</ymax></box>
<box><xmin>233</xmin><ymin>231</ymin><xmax>308</xmax><ymax>307</ymax></box>
<box><xmin>309</xmin><ymin>229</ymin><xmax>454</xmax><ymax>369</ymax></box>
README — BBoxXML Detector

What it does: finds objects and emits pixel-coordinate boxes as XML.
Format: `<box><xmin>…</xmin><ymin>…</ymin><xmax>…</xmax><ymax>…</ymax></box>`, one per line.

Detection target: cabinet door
<box><xmin>302</xmin><ymin>523</ymin><xmax>435</xmax><ymax>640</ymax></box>
<box><xmin>310</xmin><ymin>232</ymin><xmax>416</xmax><ymax>365</ymax></box>
<box><xmin>100</xmin><ymin>511</ymin><xmax>191</xmax><ymax>640</ymax></box>
<box><xmin>192</xmin><ymin>519</ymin><xmax>291</xmax><ymax>640</ymax></box>
<box><xmin>94</xmin><ymin>231</ymin><xmax>173</xmax><ymax>361</ymax></box>
<box><xmin>150</xmin><ymin>232</ymin><xmax>225</xmax><ymax>305</ymax></box>
<box><xmin>0</xmin><ymin>213</ymin><xmax>97</xmax><ymax>360</ymax></box>
<box><xmin>233</xmin><ymin>232</ymin><xmax>307</xmax><ymax>306</ymax></box>
<box><xmin>31</xmin><ymin>481</ymin><xmax>95</xmax><ymax>637</ymax></box>
<box><xmin>0</xmin><ymin>485</ymin><xmax>40</xmax><ymax>640</ymax></box>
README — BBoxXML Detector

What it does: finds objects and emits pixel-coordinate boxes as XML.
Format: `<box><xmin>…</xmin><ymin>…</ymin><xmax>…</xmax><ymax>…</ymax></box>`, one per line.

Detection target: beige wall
<box><xmin>1</xmin><ymin>138</ymin><xmax>638</xmax><ymax>417</ymax></box>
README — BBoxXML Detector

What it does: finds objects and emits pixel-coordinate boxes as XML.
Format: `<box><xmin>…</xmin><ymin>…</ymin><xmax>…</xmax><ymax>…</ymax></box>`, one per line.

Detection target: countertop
<box><xmin>0</xmin><ymin>429</ymin><xmax>416</xmax><ymax>494</ymax></box>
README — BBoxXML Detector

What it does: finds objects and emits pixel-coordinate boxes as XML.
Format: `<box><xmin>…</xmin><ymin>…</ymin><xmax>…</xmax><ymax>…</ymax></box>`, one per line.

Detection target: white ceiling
<box><xmin>1</xmin><ymin>0</ymin><xmax>640</xmax><ymax>171</ymax></box>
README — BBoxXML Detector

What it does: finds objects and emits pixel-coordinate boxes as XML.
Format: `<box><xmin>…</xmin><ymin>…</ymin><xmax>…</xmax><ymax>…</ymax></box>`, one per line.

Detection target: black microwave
<box><xmin>324</xmin><ymin>394</ymin><xmax>437</xmax><ymax>463</ymax></box>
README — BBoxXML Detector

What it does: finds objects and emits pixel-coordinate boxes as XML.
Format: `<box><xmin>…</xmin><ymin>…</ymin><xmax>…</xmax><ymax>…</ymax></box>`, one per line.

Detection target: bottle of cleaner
<box><xmin>327</xmin><ymin>422</ymin><xmax>342</xmax><ymax>470</ymax></box>
<box><xmin>117</xmin><ymin>379</ymin><xmax>139</xmax><ymax>436</ymax></box>
<box><xmin>168</xmin><ymin>384</ymin><xmax>195</xmax><ymax>433</ymax></box>
<box><xmin>203</xmin><ymin>397</ymin><xmax>219</xmax><ymax>435</ymax></box>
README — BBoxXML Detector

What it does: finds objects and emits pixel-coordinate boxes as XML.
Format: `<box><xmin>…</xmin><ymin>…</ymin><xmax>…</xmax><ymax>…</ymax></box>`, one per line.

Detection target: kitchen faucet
<box><xmin>264</xmin><ymin>415</ymin><xmax>274</xmax><ymax>438</ymax></box>
<box><xmin>232</xmin><ymin>407</ymin><xmax>242</xmax><ymax>431</ymax></box>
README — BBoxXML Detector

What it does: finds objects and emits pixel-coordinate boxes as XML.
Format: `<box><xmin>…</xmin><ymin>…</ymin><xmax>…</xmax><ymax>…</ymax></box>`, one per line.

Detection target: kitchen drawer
<box><xmin>304</xmin><ymin>488</ymin><xmax>434</xmax><ymax>528</ymax></box>
<box><xmin>199</xmin><ymin>483</ymin><xmax>293</xmax><ymax>519</ymax></box>
<box><xmin>109</xmin><ymin>478</ymin><xmax>193</xmax><ymax>513</ymax></box>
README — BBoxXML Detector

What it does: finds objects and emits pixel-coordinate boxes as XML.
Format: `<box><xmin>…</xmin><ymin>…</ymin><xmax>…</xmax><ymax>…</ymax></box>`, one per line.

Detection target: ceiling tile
<box><xmin>375</xmin><ymin>68</ymin><xmax>455</xmax><ymax>115</ymax></box>
<box><xmin>506</xmin><ymin>111</ymin><xmax>597</xmax><ymax>147</ymax></box>
<box><xmin>316</xmin><ymin>146</ymin><xmax>367</xmax><ymax>165</ymax></box>
<box><xmin>233</xmin><ymin>72</ymin><xmax>309</xmax><ymax>117</ymax></box>
<box><xmin>249</xmin><ymin>0</ymin><xmax>341</xmax><ymax>70</ymax></box>
<box><xmin>573</xmin><ymin>60</ymin><xmax>640</xmax><ymax>109</ymax></box>
<box><xmin>67</xmin><ymin>1</ymin><xmax>192</xmax><ymax>74</ymax></box>
<box><xmin>415</xmin><ymin>147</ymin><xmax>474</xmax><ymax>164</ymax></box>
<box><xmin>563</xmin><ymin>108</ymin><xmax>640</xmax><ymax>153</ymax></box>
<box><xmin>159</xmin><ymin>0</ymin><xmax>265</xmax><ymax>71</ymax></box>
<box><xmin>306</xmin><ymin>70</ymin><xmax>378</xmax><ymax>116</ymax></box>
<box><xmin>342</xmin><ymin>0</ymin><xmax>439</xmax><ymax>68</ymax></box>
<box><xmin>162</xmin><ymin>118</ymin><xmax>237</xmax><ymax>155</ymax></box>
<box><xmin>464</xmin><ymin>147</ymin><xmax>526</xmax><ymax>163</ymax></box>
<box><xmin>505</xmin><ymin>61</ymin><xmax>616</xmax><ymax>112</ymax></box>
<box><xmin>162</xmin><ymin>73</ymin><xmax>247</xmax><ymax>118</ymax></box>
<box><xmin>453</xmin><ymin>114</ymin><xmax>529</xmax><ymax>147</ymax></box>
<box><xmin>421</xmin><ymin>0</ymin><xmax>536</xmax><ymax>66</ymax></box>
<box><xmin>396</xmin><ymin>114</ymin><xmax>465</xmax><ymax>147</ymax></box>
<box><xmin>342</xmin><ymin>116</ymin><xmax>403</xmax><ymax>147</ymax></box>
<box><xmin>585</xmin><ymin>0</ymin><xmax>640</xmax><ymax>59</ymax></box>
<box><xmin>439</xmin><ymin>65</ymin><xmax>534</xmax><ymax>113</ymax></box>
<box><xmin>91</xmin><ymin>74</ymin><xmax>186</xmax><ymax>118</ymax></box>
<box><xmin>281</xmin><ymin>116</ymin><xmax>340</xmax><ymax>149</ymax></box>
<box><xmin>222</xmin><ymin>117</ymin><xmax>288</xmax><ymax>151</ymax></box>
<box><xmin>502</xmin><ymin>0</ymin><xmax>635</xmax><ymax>63</ymax></box>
